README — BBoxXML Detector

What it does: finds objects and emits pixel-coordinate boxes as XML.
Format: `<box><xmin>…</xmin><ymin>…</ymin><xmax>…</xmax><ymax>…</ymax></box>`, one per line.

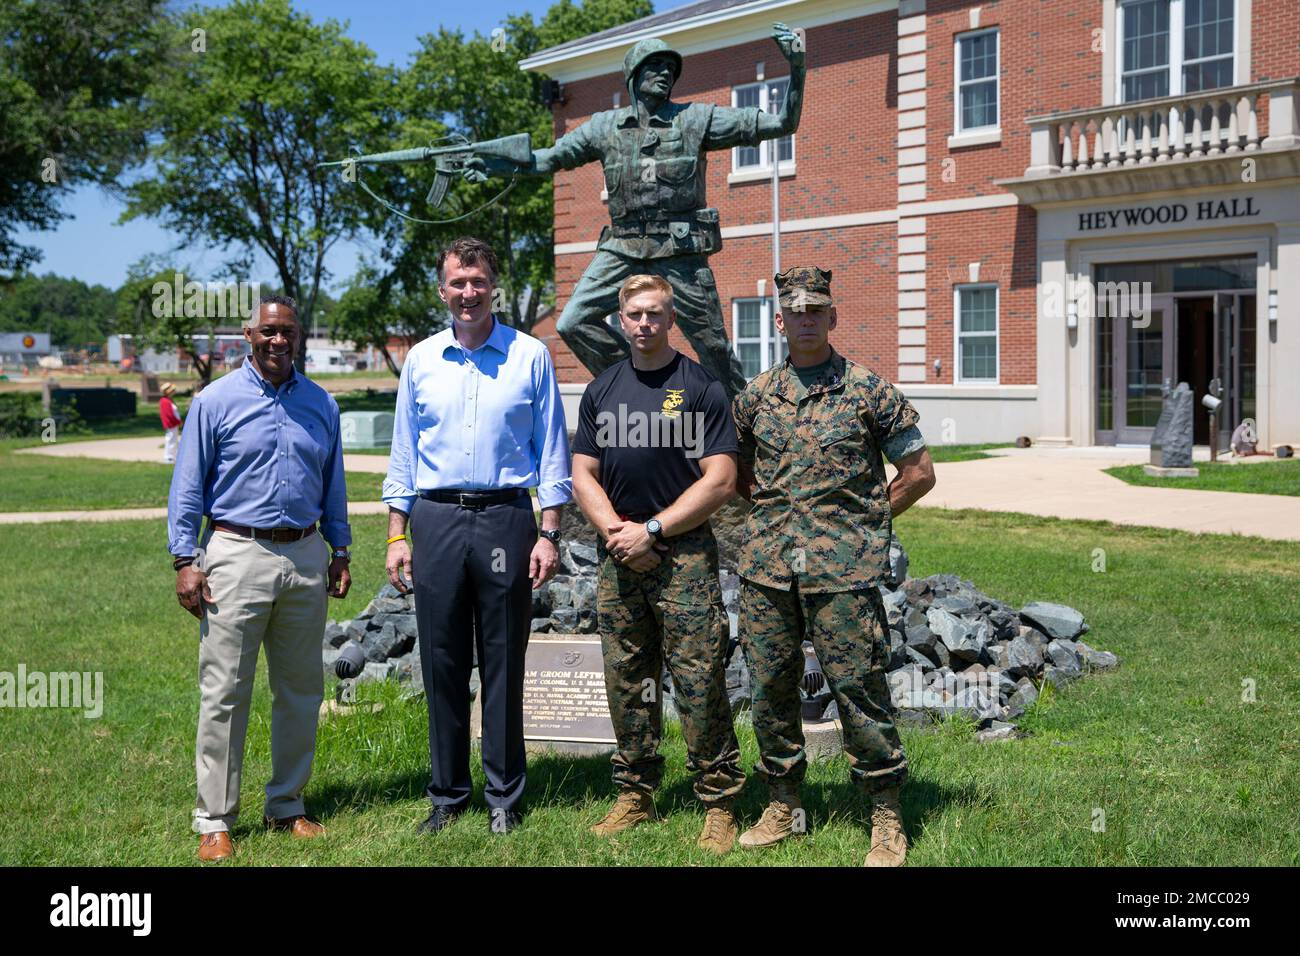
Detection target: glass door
<box><xmin>1115</xmin><ymin>294</ymin><xmax>1174</xmax><ymax>444</ymax></box>
<box><xmin>1213</xmin><ymin>292</ymin><xmax>1236</xmax><ymax>450</ymax></box>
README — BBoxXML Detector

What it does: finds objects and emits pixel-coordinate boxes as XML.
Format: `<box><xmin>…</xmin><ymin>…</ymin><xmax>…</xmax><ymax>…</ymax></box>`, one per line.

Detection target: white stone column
<box><xmin>1036</xmin><ymin>239</ymin><xmax>1072</xmax><ymax>444</ymax></box>
<box><xmin>1270</xmin><ymin>223</ymin><xmax>1300</xmax><ymax>448</ymax></box>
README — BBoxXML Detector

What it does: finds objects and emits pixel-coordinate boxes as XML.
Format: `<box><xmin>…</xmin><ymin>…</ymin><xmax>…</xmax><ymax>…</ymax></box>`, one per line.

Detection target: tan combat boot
<box><xmin>738</xmin><ymin>782</ymin><xmax>802</xmax><ymax>848</ymax></box>
<box><xmin>864</xmin><ymin>786</ymin><xmax>908</xmax><ymax>867</ymax></box>
<box><xmin>696</xmin><ymin>806</ymin><xmax>739</xmax><ymax>855</ymax></box>
<box><xmin>590</xmin><ymin>790</ymin><xmax>656</xmax><ymax>836</ymax></box>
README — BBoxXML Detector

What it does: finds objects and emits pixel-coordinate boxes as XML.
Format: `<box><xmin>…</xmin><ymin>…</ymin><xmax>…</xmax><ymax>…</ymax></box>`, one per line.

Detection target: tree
<box><xmin>330</xmin><ymin>0</ymin><xmax>651</xmax><ymax>366</ymax></box>
<box><xmin>0</xmin><ymin>273</ymin><xmax>117</xmax><ymax>348</ymax></box>
<box><xmin>331</xmin><ymin>267</ymin><xmax>448</xmax><ymax>376</ymax></box>
<box><xmin>121</xmin><ymin>0</ymin><xmax>393</xmax><ymax>366</ymax></box>
<box><xmin>115</xmin><ymin>257</ymin><xmax>220</xmax><ymax>387</ymax></box>
<box><xmin>0</xmin><ymin>0</ymin><xmax>167</xmax><ymax>275</ymax></box>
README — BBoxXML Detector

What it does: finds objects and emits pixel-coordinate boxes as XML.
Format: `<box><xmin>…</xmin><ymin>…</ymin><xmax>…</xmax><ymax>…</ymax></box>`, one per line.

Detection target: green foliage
<box><xmin>115</xmin><ymin>256</ymin><xmax>219</xmax><ymax>385</ymax></box>
<box><xmin>337</xmin><ymin>0</ymin><xmax>652</xmax><ymax>352</ymax></box>
<box><xmin>330</xmin><ymin>267</ymin><xmax>447</xmax><ymax>375</ymax></box>
<box><xmin>0</xmin><ymin>273</ymin><xmax>117</xmax><ymax>348</ymax></box>
<box><xmin>121</xmin><ymin>0</ymin><xmax>394</xmax><ymax>337</ymax></box>
<box><xmin>0</xmin><ymin>391</ymin><xmax>85</xmax><ymax>439</ymax></box>
<box><xmin>0</xmin><ymin>0</ymin><xmax>168</xmax><ymax>273</ymax></box>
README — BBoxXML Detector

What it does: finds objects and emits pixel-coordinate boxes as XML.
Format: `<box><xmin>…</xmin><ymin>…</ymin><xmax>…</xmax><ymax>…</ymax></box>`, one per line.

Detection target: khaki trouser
<box><xmin>192</xmin><ymin>528</ymin><xmax>328</xmax><ymax>834</ymax></box>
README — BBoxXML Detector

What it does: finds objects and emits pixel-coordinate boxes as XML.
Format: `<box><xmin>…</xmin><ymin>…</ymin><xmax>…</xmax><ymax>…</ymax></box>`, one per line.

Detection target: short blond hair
<box><xmin>618</xmin><ymin>274</ymin><xmax>674</xmax><ymax>311</ymax></box>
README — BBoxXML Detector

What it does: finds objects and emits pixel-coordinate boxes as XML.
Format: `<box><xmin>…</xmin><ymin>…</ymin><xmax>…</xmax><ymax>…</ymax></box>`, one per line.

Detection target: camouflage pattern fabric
<box><xmin>732</xmin><ymin>349</ymin><xmax>922</xmax><ymax>592</ymax></box>
<box><xmin>596</xmin><ymin>522</ymin><xmax>745</xmax><ymax>804</ymax></box>
<box><xmin>741</xmin><ymin>581</ymin><xmax>907</xmax><ymax>793</ymax></box>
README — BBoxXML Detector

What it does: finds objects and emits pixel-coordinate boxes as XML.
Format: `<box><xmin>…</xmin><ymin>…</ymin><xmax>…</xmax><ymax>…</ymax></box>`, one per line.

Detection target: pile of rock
<box><xmin>324</xmin><ymin>514</ymin><xmax>1119</xmax><ymax>742</ymax></box>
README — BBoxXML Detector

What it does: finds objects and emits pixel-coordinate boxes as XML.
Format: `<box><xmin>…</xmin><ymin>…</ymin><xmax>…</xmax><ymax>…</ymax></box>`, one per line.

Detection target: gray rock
<box><xmin>931</xmin><ymin>593</ymin><xmax>979</xmax><ymax>617</ymax></box>
<box><xmin>927</xmin><ymin>607</ymin><xmax>985</xmax><ymax>664</ymax></box>
<box><xmin>531</xmin><ymin>589</ymin><xmax>552</xmax><ymax>618</ymax></box>
<box><xmin>949</xmin><ymin>686</ymin><xmax>1002</xmax><ymax>721</ymax></box>
<box><xmin>393</xmin><ymin>614</ymin><xmax>419</xmax><ymax>641</ymax></box>
<box><xmin>1018</xmin><ymin>625</ymin><xmax>1049</xmax><ymax>655</ymax></box>
<box><xmin>1046</xmin><ymin>639</ymin><xmax>1083</xmax><ymax>676</ymax></box>
<box><xmin>931</xmin><ymin>640</ymin><xmax>952</xmax><ymax>669</ymax></box>
<box><xmin>1020</xmin><ymin>602</ymin><xmax>1087</xmax><ymax>641</ymax></box>
<box><xmin>987</xmin><ymin>607</ymin><xmax>1019</xmax><ymax>640</ymax></box>
<box><xmin>903</xmin><ymin>606</ymin><xmax>927</xmax><ymax>631</ymax></box>
<box><xmin>551</xmin><ymin>608</ymin><xmax>579</xmax><ymax>631</ymax></box>
<box><xmin>1077</xmin><ymin>641</ymin><xmax>1120</xmax><ymax>670</ymax></box>
<box><xmin>888</xmin><ymin>630</ymin><xmax>908</xmax><ymax>670</ymax></box>
<box><xmin>577</xmin><ymin>609</ymin><xmax>598</xmax><ymax>633</ymax></box>
<box><xmin>373</xmin><ymin>595</ymin><xmax>409</xmax><ymax>614</ymax></box>
<box><xmin>976</xmin><ymin>723</ymin><xmax>1018</xmax><ymax>743</ymax></box>
<box><xmin>1042</xmin><ymin>664</ymin><xmax>1077</xmax><ymax>689</ymax></box>
<box><xmin>566</xmin><ymin>541</ymin><xmax>599</xmax><ymax>569</ymax></box>
<box><xmin>986</xmin><ymin>640</ymin><xmax>1011</xmax><ymax>670</ymax></box>
<box><xmin>888</xmin><ymin>665</ymin><xmax>924</xmax><ymax>706</ymax></box>
<box><xmin>882</xmin><ymin>588</ymin><xmax>908</xmax><ymax>627</ymax></box>
<box><xmin>904</xmin><ymin>646</ymin><xmax>936</xmax><ymax>672</ymax></box>
<box><xmin>361</xmin><ymin>660</ymin><xmax>395</xmax><ymax>682</ymax></box>
<box><xmin>887</xmin><ymin>534</ymin><xmax>909</xmax><ymax>587</ymax></box>
<box><xmin>363</xmin><ymin>621</ymin><xmax>402</xmax><ymax>662</ymax></box>
<box><xmin>322</xmin><ymin>646</ymin><xmax>341</xmax><ymax>675</ymax></box>
<box><xmin>1005</xmin><ymin>677</ymin><xmax>1039</xmax><ymax>718</ymax></box>
<box><xmin>323</xmin><ymin>620</ymin><xmax>348</xmax><ymax>649</ymax></box>
<box><xmin>904</xmin><ymin>621</ymin><xmax>938</xmax><ymax>653</ymax></box>
<box><xmin>1006</xmin><ymin>634</ymin><xmax>1044</xmax><ymax>679</ymax></box>
<box><xmin>895</xmin><ymin>686</ymin><xmax>947</xmax><ymax>710</ymax></box>
<box><xmin>570</xmin><ymin>577</ymin><xmax>597</xmax><ymax>612</ymax></box>
<box><xmin>985</xmin><ymin>668</ymin><xmax>1019</xmax><ymax>699</ymax></box>
<box><xmin>530</xmin><ymin>617</ymin><xmax>551</xmax><ymax>633</ymax></box>
<box><xmin>1150</xmin><ymin>381</ymin><xmax>1195</xmax><ymax>468</ymax></box>
<box><xmin>548</xmin><ymin>579</ymin><xmax>574</xmax><ymax>609</ymax></box>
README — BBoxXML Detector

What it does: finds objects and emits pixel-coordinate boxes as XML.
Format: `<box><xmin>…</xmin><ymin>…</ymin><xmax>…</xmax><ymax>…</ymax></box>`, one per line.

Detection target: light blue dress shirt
<box><xmin>167</xmin><ymin>359</ymin><xmax>352</xmax><ymax>555</ymax></box>
<box><xmin>382</xmin><ymin>317</ymin><xmax>573</xmax><ymax>513</ymax></box>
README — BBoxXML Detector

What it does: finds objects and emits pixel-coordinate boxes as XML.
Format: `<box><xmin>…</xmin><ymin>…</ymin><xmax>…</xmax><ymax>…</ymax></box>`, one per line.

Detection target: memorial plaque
<box><xmin>523</xmin><ymin>636</ymin><xmax>616</xmax><ymax>745</ymax></box>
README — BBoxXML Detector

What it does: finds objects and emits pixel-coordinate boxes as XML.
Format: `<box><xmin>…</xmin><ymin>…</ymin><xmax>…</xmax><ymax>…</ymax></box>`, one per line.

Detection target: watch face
<box><xmin>647</xmin><ymin>519</ymin><xmax>662</xmax><ymax>534</ymax></box>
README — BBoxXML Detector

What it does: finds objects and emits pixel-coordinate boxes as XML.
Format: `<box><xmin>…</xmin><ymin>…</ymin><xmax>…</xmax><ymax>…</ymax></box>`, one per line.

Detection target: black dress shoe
<box><xmin>489</xmin><ymin>809</ymin><xmax>523</xmax><ymax>834</ymax></box>
<box><xmin>416</xmin><ymin>805</ymin><xmax>464</xmax><ymax>834</ymax></box>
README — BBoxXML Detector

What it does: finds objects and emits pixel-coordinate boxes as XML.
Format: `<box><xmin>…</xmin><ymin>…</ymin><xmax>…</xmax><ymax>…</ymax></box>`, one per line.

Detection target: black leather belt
<box><xmin>421</xmin><ymin>488</ymin><xmax>526</xmax><ymax>508</ymax></box>
<box><xmin>213</xmin><ymin>521</ymin><xmax>316</xmax><ymax>542</ymax></box>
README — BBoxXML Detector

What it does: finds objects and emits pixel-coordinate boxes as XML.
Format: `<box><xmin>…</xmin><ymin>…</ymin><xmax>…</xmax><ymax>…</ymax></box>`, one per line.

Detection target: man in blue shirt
<box><xmin>168</xmin><ymin>294</ymin><xmax>352</xmax><ymax>862</ymax></box>
<box><xmin>383</xmin><ymin>237</ymin><xmax>571</xmax><ymax>835</ymax></box>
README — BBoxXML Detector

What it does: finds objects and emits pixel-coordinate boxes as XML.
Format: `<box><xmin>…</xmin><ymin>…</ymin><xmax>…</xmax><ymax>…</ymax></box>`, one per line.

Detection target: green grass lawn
<box><xmin>1</xmin><ymin>507</ymin><xmax>1295</xmax><ymax>866</ymax></box>
<box><xmin>0</xmin><ymin>438</ymin><xmax>384</xmax><ymax>511</ymax></box>
<box><xmin>927</xmin><ymin>443</ymin><xmax>1012</xmax><ymax>463</ymax></box>
<box><xmin>1106</xmin><ymin>459</ymin><xmax>1300</xmax><ymax>496</ymax></box>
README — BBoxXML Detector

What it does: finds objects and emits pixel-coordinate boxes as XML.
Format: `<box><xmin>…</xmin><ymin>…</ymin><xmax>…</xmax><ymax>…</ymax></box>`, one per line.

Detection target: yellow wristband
<box><xmin>386</xmin><ymin>534</ymin><xmax>407</xmax><ymax>545</ymax></box>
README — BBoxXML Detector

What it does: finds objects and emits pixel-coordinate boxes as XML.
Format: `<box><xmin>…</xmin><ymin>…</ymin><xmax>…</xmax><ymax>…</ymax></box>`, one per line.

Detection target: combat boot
<box><xmin>864</xmin><ymin>786</ymin><xmax>907</xmax><ymax>867</ymax></box>
<box><xmin>590</xmin><ymin>790</ymin><xmax>656</xmax><ymax>836</ymax></box>
<box><xmin>737</xmin><ymin>781</ymin><xmax>802</xmax><ymax>848</ymax></box>
<box><xmin>696</xmin><ymin>805</ymin><xmax>738</xmax><ymax>854</ymax></box>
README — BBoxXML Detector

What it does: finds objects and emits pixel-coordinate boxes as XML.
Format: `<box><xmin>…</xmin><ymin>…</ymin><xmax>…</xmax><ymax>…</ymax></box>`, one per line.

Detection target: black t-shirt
<box><xmin>572</xmin><ymin>352</ymin><xmax>738</xmax><ymax>517</ymax></box>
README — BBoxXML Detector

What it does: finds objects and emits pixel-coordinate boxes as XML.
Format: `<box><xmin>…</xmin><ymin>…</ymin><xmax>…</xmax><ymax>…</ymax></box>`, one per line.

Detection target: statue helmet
<box><xmin>622</xmin><ymin>38</ymin><xmax>683</xmax><ymax>98</ymax></box>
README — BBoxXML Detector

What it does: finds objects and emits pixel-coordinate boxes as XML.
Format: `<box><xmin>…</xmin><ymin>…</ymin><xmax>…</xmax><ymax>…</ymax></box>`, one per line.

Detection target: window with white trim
<box><xmin>955</xmin><ymin>28</ymin><xmax>999</xmax><ymax>133</ymax></box>
<box><xmin>732</xmin><ymin>298</ymin><xmax>785</xmax><ymax>379</ymax></box>
<box><xmin>732</xmin><ymin>79</ymin><xmax>792</xmax><ymax>171</ymax></box>
<box><xmin>955</xmin><ymin>285</ymin><xmax>998</xmax><ymax>383</ymax></box>
<box><xmin>1118</xmin><ymin>0</ymin><xmax>1235</xmax><ymax>102</ymax></box>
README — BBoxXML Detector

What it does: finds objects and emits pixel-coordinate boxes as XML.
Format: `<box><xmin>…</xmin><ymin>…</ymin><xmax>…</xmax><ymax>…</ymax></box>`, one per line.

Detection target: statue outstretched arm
<box><xmin>465</xmin><ymin>118</ymin><xmax>601</xmax><ymax>181</ymax></box>
<box><xmin>755</xmin><ymin>22</ymin><xmax>806</xmax><ymax>139</ymax></box>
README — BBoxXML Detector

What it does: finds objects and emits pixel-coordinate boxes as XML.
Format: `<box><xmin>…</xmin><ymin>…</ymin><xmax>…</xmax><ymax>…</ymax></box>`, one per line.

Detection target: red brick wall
<box><xmin>545</xmin><ymin>0</ymin><xmax>1299</xmax><ymax>388</ymax></box>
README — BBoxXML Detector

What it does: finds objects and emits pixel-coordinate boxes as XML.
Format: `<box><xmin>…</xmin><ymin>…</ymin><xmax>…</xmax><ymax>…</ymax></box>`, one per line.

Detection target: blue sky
<box><xmin>22</xmin><ymin>0</ymin><xmax>689</xmax><ymax>291</ymax></box>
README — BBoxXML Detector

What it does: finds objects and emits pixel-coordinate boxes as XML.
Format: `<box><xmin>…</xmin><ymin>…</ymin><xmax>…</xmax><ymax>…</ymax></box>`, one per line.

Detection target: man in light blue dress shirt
<box><xmin>383</xmin><ymin>237</ymin><xmax>572</xmax><ymax>835</ymax></box>
<box><xmin>168</xmin><ymin>295</ymin><xmax>352</xmax><ymax>862</ymax></box>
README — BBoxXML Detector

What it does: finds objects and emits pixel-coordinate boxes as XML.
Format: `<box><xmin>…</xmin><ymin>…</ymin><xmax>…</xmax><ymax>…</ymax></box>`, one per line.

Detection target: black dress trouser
<box><xmin>409</xmin><ymin>494</ymin><xmax>537</xmax><ymax>814</ymax></box>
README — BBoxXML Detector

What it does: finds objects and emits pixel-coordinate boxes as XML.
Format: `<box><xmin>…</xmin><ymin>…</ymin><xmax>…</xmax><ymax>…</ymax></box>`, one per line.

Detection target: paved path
<box><xmin>10</xmin><ymin>438</ymin><xmax>1300</xmax><ymax>541</ymax></box>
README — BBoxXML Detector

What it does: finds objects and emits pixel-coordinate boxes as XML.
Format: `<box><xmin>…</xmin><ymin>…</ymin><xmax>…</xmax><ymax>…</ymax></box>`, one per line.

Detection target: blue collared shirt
<box><xmin>382</xmin><ymin>317</ymin><xmax>573</xmax><ymax>513</ymax></box>
<box><xmin>167</xmin><ymin>359</ymin><xmax>352</xmax><ymax>555</ymax></box>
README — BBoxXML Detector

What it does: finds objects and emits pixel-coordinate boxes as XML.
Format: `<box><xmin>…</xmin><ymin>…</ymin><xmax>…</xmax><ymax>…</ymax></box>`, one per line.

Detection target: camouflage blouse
<box><xmin>733</xmin><ymin>351</ymin><xmax>924</xmax><ymax>593</ymax></box>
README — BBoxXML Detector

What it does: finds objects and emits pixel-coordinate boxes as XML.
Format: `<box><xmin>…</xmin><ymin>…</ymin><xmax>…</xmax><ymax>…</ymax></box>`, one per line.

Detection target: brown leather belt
<box><xmin>213</xmin><ymin>521</ymin><xmax>317</xmax><ymax>542</ymax></box>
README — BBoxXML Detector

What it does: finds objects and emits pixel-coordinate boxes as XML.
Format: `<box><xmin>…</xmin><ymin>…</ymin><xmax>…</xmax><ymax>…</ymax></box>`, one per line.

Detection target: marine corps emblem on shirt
<box><xmin>661</xmin><ymin>388</ymin><xmax>685</xmax><ymax>419</ymax></box>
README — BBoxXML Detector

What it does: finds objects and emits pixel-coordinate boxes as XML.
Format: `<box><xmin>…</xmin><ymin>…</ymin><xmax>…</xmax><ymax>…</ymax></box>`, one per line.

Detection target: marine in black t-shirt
<box><xmin>572</xmin><ymin>351</ymin><xmax>738</xmax><ymax>519</ymax></box>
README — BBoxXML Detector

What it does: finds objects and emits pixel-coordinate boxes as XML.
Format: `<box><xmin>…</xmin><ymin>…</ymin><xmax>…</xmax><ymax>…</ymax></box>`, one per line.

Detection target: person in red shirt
<box><xmin>160</xmin><ymin>382</ymin><xmax>183</xmax><ymax>463</ymax></box>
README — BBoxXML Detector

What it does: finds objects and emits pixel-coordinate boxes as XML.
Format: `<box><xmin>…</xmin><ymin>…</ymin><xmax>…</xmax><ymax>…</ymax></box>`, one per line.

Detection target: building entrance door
<box><xmin>1112</xmin><ymin>295</ymin><xmax>1174</xmax><ymax>444</ymax></box>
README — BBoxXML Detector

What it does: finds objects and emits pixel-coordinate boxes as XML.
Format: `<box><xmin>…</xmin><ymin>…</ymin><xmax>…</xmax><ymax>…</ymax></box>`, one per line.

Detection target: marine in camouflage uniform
<box><xmin>732</xmin><ymin>266</ymin><xmax>934</xmax><ymax>864</ymax></box>
<box><xmin>465</xmin><ymin>25</ymin><xmax>805</xmax><ymax>397</ymax></box>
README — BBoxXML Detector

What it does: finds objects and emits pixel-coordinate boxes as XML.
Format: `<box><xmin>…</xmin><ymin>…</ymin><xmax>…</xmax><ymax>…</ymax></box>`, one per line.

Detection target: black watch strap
<box><xmin>540</xmin><ymin>529</ymin><xmax>561</xmax><ymax>544</ymax></box>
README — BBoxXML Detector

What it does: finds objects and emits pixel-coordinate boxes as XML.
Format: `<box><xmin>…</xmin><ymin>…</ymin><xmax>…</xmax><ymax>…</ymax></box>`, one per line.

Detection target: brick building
<box><xmin>520</xmin><ymin>0</ymin><xmax>1300</xmax><ymax>449</ymax></box>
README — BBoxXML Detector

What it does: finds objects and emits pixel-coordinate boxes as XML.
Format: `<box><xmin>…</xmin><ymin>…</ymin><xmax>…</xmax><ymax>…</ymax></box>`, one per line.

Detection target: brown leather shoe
<box><xmin>264</xmin><ymin>815</ymin><xmax>326</xmax><ymax>838</ymax></box>
<box><xmin>197</xmin><ymin>831</ymin><xmax>233</xmax><ymax>862</ymax></box>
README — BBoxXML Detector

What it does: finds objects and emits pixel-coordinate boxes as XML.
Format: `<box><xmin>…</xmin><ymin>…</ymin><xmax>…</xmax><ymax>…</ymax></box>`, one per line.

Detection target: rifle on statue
<box><xmin>317</xmin><ymin>132</ymin><xmax>532</xmax><ymax>224</ymax></box>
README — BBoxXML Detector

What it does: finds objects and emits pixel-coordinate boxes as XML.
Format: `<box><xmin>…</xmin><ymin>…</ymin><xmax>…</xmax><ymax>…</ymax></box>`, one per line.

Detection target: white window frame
<box><xmin>730</xmin><ymin>79</ymin><xmax>795</xmax><ymax>177</ymax></box>
<box><xmin>953</xmin><ymin>27</ymin><xmax>1000</xmax><ymax>137</ymax></box>
<box><xmin>732</xmin><ymin>297</ymin><xmax>785</xmax><ymax>379</ymax></box>
<box><xmin>1115</xmin><ymin>0</ymin><xmax>1238</xmax><ymax>103</ymax></box>
<box><xmin>954</xmin><ymin>284</ymin><xmax>999</xmax><ymax>384</ymax></box>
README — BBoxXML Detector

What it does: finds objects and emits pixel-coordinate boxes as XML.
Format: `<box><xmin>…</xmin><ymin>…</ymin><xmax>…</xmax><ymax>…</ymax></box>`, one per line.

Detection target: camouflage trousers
<box><xmin>596</xmin><ymin>523</ymin><xmax>745</xmax><ymax>804</ymax></box>
<box><xmin>741</xmin><ymin>581</ymin><xmax>907</xmax><ymax>794</ymax></box>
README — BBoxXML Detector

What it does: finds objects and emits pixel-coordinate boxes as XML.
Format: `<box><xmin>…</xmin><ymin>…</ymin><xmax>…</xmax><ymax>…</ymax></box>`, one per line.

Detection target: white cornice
<box><xmin>518</xmin><ymin>0</ymin><xmax>896</xmax><ymax>84</ymax></box>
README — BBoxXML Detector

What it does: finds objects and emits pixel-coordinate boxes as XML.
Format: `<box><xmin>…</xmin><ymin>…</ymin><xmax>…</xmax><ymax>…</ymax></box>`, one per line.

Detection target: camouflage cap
<box><xmin>622</xmin><ymin>38</ymin><xmax>683</xmax><ymax>97</ymax></box>
<box><xmin>775</xmin><ymin>266</ymin><xmax>833</xmax><ymax>310</ymax></box>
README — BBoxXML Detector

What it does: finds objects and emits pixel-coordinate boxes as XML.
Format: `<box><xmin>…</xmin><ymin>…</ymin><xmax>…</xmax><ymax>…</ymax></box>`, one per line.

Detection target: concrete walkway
<box><xmin>10</xmin><ymin>437</ymin><xmax>1300</xmax><ymax>541</ymax></box>
<box><xmin>914</xmin><ymin>446</ymin><xmax>1300</xmax><ymax>541</ymax></box>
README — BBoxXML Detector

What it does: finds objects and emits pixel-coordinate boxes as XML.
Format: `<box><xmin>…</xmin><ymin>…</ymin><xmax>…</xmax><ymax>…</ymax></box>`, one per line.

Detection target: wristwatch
<box><xmin>539</xmin><ymin>529</ymin><xmax>561</xmax><ymax>544</ymax></box>
<box><xmin>645</xmin><ymin>518</ymin><xmax>666</xmax><ymax>543</ymax></box>
<box><xmin>331</xmin><ymin>548</ymin><xmax>351</xmax><ymax>562</ymax></box>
